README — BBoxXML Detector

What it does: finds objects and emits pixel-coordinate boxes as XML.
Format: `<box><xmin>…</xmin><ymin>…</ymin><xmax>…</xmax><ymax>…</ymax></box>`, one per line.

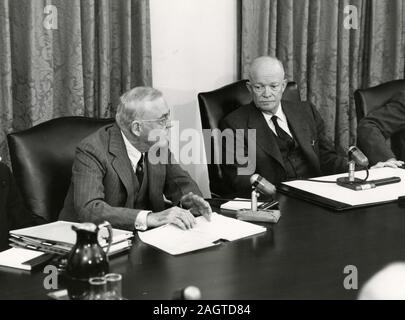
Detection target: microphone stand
<box><xmin>251</xmin><ymin>187</ymin><xmax>259</xmax><ymax>211</ymax></box>
<box><xmin>336</xmin><ymin>160</ymin><xmax>369</xmax><ymax>190</ymax></box>
<box><xmin>235</xmin><ymin>186</ymin><xmax>281</xmax><ymax>223</ymax></box>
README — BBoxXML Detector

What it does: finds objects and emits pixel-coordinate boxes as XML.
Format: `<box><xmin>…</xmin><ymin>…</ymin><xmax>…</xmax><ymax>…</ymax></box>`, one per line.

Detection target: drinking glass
<box><xmin>87</xmin><ymin>277</ymin><xmax>108</xmax><ymax>300</ymax></box>
<box><xmin>105</xmin><ymin>273</ymin><xmax>124</xmax><ymax>300</ymax></box>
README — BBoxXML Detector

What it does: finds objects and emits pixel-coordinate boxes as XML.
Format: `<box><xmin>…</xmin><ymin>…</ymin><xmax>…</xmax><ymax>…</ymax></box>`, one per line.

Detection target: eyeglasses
<box><xmin>250</xmin><ymin>82</ymin><xmax>283</xmax><ymax>94</ymax></box>
<box><xmin>134</xmin><ymin>115</ymin><xmax>171</xmax><ymax>128</ymax></box>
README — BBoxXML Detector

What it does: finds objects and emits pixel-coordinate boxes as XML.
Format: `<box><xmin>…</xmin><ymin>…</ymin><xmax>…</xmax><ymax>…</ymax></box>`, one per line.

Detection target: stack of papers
<box><xmin>9</xmin><ymin>221</ymin><xmax>133</xmax><ymax>257</ymax></box>
<box><xmin>220</xmin><ymin>198</ymin><xmax>278</xmax><ymax>211</ymax></box>
<box><xmin>0</xmin><ymin>248</ymin><xmax>52</xmax><ymax>271</ymax></box>
<box><xmin>138</xmin><ymin>212</ymin><xmax>266</xmax><ymax>255</ymax></box>
<box><xmin>220</xmin><ymin>198</ymin><xmax>263</xmax><ymax>211</ymax></box>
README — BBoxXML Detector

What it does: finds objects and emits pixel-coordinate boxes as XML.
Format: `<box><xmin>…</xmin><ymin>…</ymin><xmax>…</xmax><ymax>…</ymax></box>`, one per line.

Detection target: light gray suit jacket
<box><xmin>59</xmin><ymin>123</ymin><xmax>202</xmax><ymax>230</ymax></box>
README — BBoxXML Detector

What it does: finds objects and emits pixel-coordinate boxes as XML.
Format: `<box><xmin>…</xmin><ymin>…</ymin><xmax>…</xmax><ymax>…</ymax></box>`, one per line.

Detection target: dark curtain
<box><xmin>0</xmin><ymin>0</ymin><xmax>152</xmax><ymax>163</ymax></box>
<box><xmin>241</xmin><ymin>0</ymin><xmax>405</xmax><ymax>151</ymax></box>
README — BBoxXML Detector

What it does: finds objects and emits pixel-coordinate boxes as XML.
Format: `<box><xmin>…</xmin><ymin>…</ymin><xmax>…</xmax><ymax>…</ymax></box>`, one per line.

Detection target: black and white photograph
<box><xmin>0</xmin><ymin>0</ymin><xmax>404</xmax><ymax>307</ymax></box>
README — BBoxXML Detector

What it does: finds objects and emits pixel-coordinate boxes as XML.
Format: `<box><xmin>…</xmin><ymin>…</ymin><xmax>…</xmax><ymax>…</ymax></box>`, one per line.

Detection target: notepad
<box><xmin>138</xmin><ymin>212</ymin><xmax>266</xmax><ymax>255</ymax></box>
<box><xmin>0</xmin><ymin>248</ymin><xmax>50</xmax><ymax>271</ymax></box>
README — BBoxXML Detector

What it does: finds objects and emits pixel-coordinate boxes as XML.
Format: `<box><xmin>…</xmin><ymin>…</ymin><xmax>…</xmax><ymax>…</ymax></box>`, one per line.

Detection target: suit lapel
<box><xmin>282</xmin><ymin>100</ymin><xmax>320</xmax><ymax>169</ymax></box>
<box><xmin>108</xmin><ymin>124</ymin><xmax>136</xmax><ymax>207</ymax></box>
<box><xmin>247</xmin><ymin>103</ymin><xmax>285</xmax><ymax>168</ymax></box>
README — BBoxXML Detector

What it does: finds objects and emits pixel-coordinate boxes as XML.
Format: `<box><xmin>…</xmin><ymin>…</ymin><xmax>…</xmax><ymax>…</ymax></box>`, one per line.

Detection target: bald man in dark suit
<box><xmin>219</xmin><ymin>56</ymin><xmax>392</xmax><ymax>197</ymax></box>
<box><xmin>218</xmin><ymin>57</ymin><xmax>349</xmax><ymax>197</ymax></box>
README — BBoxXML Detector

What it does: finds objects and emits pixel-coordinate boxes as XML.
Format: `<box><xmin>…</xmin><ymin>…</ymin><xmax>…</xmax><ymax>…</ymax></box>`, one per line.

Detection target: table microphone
<box><xmin>348</xmin><ymin>146</ymin><xmax>369</xmax><ymax>167</ymax></box>
<box><xmin>250</xmin><ymin>174</ymin><xmax>276</xmax><ymax>196</ymax></box>
<box><xmin>236</xmin><ymin>174</ymin><xmax>280</xmax><ymax>223</ymax></box>
<box><xmin>337</xmin><ymin>146</ymin><xmax>370</xmax><ymax>188</ymax></box>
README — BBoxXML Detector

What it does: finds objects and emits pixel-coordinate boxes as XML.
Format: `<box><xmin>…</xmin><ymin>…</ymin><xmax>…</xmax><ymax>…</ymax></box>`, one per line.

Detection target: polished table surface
<box><xmin>1</xmin><ymin>195</ymin><xmax>405</xmax><ymax>300</ymax></box>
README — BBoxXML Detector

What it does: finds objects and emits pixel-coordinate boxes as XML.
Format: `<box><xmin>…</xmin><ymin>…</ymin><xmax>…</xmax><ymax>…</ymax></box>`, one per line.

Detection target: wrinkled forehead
<box><xmin>135</xmin><ymin>96</ymin><xmax>169</xmax><ymax>120</ymax></box>
<box><xmin>250</xmin><ymin>63</ymin><xmax>285</xmax><ymax>84</ymax></box>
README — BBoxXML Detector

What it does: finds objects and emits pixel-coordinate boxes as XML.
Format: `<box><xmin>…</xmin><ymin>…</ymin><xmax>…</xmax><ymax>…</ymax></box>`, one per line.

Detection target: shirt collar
<box><xmin>261</xmin><ymin>102</ymin><xmax>287</xmax><ymax>124</ymax></box>
<box><xmin>120</xmin><ymin>130</ymin><xmax>142</xmax><ymax>164</ymax></box>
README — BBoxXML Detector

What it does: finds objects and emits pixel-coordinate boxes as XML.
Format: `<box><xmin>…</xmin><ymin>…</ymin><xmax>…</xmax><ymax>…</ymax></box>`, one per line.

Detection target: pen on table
<box><xmin>210</xmin><ymin>198</ymin><xmax>251</xmax><ymax>202</ymax></box>
<box><xmin>258</xmin><ymin>200</ymin><xmax>279</xmax><ymax>210</ymax></box>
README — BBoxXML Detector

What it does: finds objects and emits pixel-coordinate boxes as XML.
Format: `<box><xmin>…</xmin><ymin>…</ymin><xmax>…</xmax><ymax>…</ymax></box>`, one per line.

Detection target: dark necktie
<box><xmin>136</xmin><ymin>153</ymin><xmax>144</xmax><ymax>186</ymax></box>
<box><xmin>271</xmin><ymin>115</ymin><xmax>293</xmax><ymax>144</ymax></box>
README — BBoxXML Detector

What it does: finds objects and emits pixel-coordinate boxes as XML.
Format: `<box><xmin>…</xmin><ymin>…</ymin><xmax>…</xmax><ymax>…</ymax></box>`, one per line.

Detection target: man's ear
<box><xmin>131</xmin><ymin>121</ymin><xmax>141</xmax><ymax>136</ymax></box>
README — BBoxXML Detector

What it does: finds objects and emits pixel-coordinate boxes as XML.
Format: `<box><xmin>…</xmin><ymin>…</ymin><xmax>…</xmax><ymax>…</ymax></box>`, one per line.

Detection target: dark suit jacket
<box><xmin>219</xmin><ymin>101</ymin><xmax>347</xmax><ymax>197</ymax></box>
<box><xmin>59</xmin><ymin>123</ymin><xmax>202</xmax><ymax>230</ymax></box>
<box><xmin>357</xmin><ymin>90</ymin><xmax>405</xmax><ymax>165</ymax></box>
<box><xmin>0</xmin><ymin>163</ymin><xmax>35</xmax><ymax>250</ymax></box>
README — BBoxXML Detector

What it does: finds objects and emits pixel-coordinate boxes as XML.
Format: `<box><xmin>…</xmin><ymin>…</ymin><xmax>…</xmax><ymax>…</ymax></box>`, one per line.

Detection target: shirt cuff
<box><xmin>134</xmin><ymin>210</ymin><xmax>151</xmax><ymax>231</ymax></box>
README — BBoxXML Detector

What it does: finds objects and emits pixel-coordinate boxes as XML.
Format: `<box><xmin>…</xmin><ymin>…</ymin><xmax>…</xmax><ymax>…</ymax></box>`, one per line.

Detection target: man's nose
<box><xmin>262</xmin><ymin>86</ymin><xmax>272</xmax><ymax>97</ymax></box>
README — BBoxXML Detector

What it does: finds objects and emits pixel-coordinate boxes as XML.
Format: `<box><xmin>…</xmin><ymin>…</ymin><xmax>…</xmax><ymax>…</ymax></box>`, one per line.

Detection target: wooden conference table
<box><xmin>1</xmin><ymin>195</ymin><xmax>405</xmax><ymax>300</ymax></box>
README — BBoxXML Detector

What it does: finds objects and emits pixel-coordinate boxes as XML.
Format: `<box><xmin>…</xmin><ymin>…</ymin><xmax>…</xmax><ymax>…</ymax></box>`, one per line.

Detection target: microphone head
<box><xmin>249</xmin><ymin>174</ymin><xmax>276</xmax><ymax>196</ymax></box>
<box><xmin>250</xmin><ymin>174</ymin><xmax>260</xmax><ymax>186</ymax></box>
<box><xmin>348</xmin><ymin>146</ymin><xmax>369</xmax><ymax>167</ymax></box>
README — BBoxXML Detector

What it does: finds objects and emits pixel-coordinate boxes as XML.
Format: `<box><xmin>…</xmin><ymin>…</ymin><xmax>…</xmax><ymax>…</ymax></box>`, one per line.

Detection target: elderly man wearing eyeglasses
<box><xmin>219</xmin><ymin>56</ymin><xmax>394</xmax><ymax>198</ymax></box>
<box><xmin>60</xmin><ymin>87</ymin><xmax>211</xmax><ymax>231</ymax></box>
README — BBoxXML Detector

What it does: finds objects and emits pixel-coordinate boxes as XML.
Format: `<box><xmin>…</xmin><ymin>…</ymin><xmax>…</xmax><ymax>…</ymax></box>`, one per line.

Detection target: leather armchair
<box><xmin>354</xmin><ymin>79</ymin><xmax>405</xmax><ymax>122</ymax></box>
<box><xmin>7</xmin><ymin>117</ymin><xmax>114</xmax><ymax>222</ymax></box>
<box><xmin>354</xmin><ymin>79</ymin><xmax>405</xmax><ymax>161</ymax></box>
<box><xmin>198</xmin><ymin>80</ymin><xmax>301</xmax><ymax>197</ymax></box>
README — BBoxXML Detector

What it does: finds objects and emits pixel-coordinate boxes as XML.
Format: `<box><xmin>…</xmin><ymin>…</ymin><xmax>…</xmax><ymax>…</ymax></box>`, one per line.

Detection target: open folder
<box><xmin>138</xmin><ymin>212</ymin><xmax>267</xmax><ymax>255</ymax></box>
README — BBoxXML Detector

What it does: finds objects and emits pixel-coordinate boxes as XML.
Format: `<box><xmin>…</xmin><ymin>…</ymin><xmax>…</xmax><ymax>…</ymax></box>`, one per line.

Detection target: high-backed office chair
<box><xmin>198</xmin><ymin>79</ymin><xmax>301</xmax><ymax>197</ymax></box>
<box><xmin>354</xmin><ymin>79</ymin><xmax>405</xmax><ymax>122</ymax></box>
<box><xmin>354</xmin><ymin>79</ymin><xmax>405</xmax><ymax>160</ymax></box>
<box><xmin>7</xmin><ymin>117</ymin><xmax>115</xmax><ymax>223</ymax></box>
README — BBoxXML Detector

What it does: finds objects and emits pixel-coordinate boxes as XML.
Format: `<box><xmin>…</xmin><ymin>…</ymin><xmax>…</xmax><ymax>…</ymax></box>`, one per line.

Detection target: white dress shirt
<box><xmin>261</xmin><ymin>103</ymin><xmax>293</xmax><ymax>138</ymax></box>
<box><xmin>121</xmin><ymin>131</ymin><xmax>150</xmax><ymax>231</ymax></box>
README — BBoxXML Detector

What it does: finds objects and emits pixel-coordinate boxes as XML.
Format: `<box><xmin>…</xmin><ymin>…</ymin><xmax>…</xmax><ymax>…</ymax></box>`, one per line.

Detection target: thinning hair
<box><xmin>115</xmin><ymin>86</ymin><xmax>163</xmax><ymax>130</ymax></box>
<box><xmin>248</xmin><ymin>56</ymin><xmax>285</xmax><ymax>81</ymax></box>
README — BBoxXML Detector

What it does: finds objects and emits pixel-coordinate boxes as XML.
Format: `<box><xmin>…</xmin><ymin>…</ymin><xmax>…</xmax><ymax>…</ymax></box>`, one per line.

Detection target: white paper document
<box><xmin>138</xmin><ymin>213</ymin><xmax>267</xmax><ymax>255</ymax></box>
<box><xmin>282</xmin><ymin>168</ymin><xmax>405</xmax><ymax>206</ymax></box>
<box><xmin>220</xmin><ymin>198</ymin><xmax>264</xmax><ymax>211</ymax></box>
<box><xmin>0</xmin><ymin>248</ymin><xmax>46</xmax><ymax>271</ymax></box>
